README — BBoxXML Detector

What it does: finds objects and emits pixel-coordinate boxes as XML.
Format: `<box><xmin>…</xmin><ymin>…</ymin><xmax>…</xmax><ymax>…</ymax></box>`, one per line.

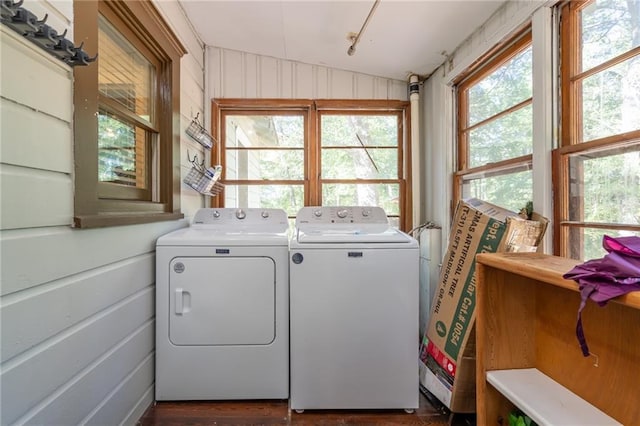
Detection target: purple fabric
<box><xmin>563</xmin><ymin>235</ymin><xmax>640</xmax><ymax>356</ymax></box>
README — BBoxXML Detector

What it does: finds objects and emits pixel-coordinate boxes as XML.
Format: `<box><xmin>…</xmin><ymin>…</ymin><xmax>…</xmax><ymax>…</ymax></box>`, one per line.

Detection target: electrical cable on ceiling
<box><xmin>347</xmin><ymin>0</ymin><xmax>380</xmax><ymax>56</ymax></box>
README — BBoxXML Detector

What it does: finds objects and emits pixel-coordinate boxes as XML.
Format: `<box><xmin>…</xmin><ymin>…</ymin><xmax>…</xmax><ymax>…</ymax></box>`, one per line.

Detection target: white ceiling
<box><xmin>178</xmin><ymin>0</ymin><xmax>506</xmax><ymax>81</ymax></box>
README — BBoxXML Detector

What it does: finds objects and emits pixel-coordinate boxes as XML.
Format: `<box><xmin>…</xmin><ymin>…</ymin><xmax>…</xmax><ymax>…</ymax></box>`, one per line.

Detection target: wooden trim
<box><xmin>556</xmin><ymin>0</ymin><xmax>640</xmax><ymax>256</ymax></box>
<box><xmin>98</xmin><ymin>96</ymin><xmax>158</xmax><ymax>132</ymax></box>
<box><xmin>556</xmin><ymin>132</ymin><xmax>640</xmax><ymax>155</ymax></box>
<box><xmin>308</xmin><ymin>102</ymin><xmax>319</xmax><ymax>205</ymax></box>
<box><xmin>225</xmin><ymin>147</ymin><xmax>306</xmax><ymax>151</ymax></box>
<box><xmin>318</xmin><ymin>179</ymin><xmax>402</xmax><ymax>185</ymax></box>
<box><xmin>315</xmin><ymin>99</ymin><xmax>410</xmax><ymax>110</ymax></box>
<box><xmin>74</xmin><ymin>0</ymin><xmax>100</xmax><ymax>219</ymax></box>
<box><xmin>402</xmin><ymin>106</ymin><xmax>411</xmax><ymax>230</ymax></box>
<box><xmin>454</xmin><ymin>155</ymin><xmax>532</xmax><ymax>179</ymax></box>
<box><xmin>213</xmin><ymin>99</ymin><xmax>314</xmax><ymax>109</ymax></box>
<box><xmin>73</xmin><ymin>0</ymin><xmax>184</xmax><ymax>228</ymax></box>
<box><xmin>559</xmin><ymin>222</ymin><xmax>640</xmax><ymax>230</ymax></box>
<box><xmin>210</xmin><ymin>100</ymin><xmax>222</xmax><ymax>208</ymax></box>
<box><xmin>212</xmin><ymin>99</ymin><xmax>411</xmax><ymax>230</ymax></box>
<box><xmin>551</xmin><ymin>148</ymin><xmax>564</xmax><ymax>256</ymax></box>
<box><xmin>462</xmin><ymin>98</ymin><xmax>532</xmax><ymax>134</ymax></box>
<box><xmin>319</xmin><ymin>146</ymin><xmax>398</xmax><ymax>150</ymax></box>
<box><xmin>454</xmin><ymin>30</ymin><xmax>533</xmax><ymax>211</ymax></box>
<box><xmin>101</xmin><ymin>0</ymin><xmax>186</xmax><ymax>60</ymax></box>
<box><xmin>455</xmin><ymin>30</ymin><xmax>532</xmax><ymax>90</ymax></box>
<box><xmin>571</xmin><ymin>46</ymin><xmax>640</xmax><ymax>82</ymax></box>
<box><xmin>222</xmin><ymin>180</ymin><xmax>306</xmax><ymax>185</ymax></box>
<box><xmin>451</xmin><ymin>25</ymin><xmax>532</xmax><ymax>86</ymax></box>
<box><xmin>74</xmin><ymin>212</ymin><xmax>183</xmax><ymax>229</ymax></box>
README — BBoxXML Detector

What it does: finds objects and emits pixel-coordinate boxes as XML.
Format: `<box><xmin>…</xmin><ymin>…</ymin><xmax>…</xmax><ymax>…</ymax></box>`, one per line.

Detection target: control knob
<box><xmin>313</xmin><ymin>209</ymin><xmax>323</xmax><ymax>217</ymax></box>
<box><xmin>261</xmin><ymin>211</ymin><xmax>270</xmax><ymax>218</ymax></box>
<box><xmin>212</xmin><ymin>210</ymin><xmax>221</xmax><ymax>218</ymax></box>
<box><xmin>337</xmin><ymin>209</ymin><xmax>349</xmax><ymax>219</ymax></box>
<box><xmin>235</xmin><ymin>209</ymin><xmax>246</xmax><ymax>219</ymax></box>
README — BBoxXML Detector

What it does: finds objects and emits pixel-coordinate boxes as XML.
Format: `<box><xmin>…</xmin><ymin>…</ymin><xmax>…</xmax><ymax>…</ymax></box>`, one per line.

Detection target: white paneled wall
<box><xmin>0</xmin><ymin>1</ymin><xmax>204</xmax><ymax>425</ymax></box>
<box><xmin>207</xmin><ymin>47</ymin><xmax>408</xmax><ymax>100</ymax></box>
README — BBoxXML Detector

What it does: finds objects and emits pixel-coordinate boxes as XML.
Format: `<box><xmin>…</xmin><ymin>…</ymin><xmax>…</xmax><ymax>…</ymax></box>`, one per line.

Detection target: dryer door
<box><xmin>168</xmin><ymin>257</ymin><xmax>275</xmax><ymax>345</ymax></box>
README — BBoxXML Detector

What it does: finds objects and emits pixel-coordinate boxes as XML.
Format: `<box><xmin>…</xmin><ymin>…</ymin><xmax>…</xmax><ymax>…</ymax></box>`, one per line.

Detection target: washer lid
<box><xmin>156</xmin><ymin>208</ymin><xmax>290</xmax><ymax>246</ymax></box>
<box><xmin>157</xmin><ymin>227</ymin><xmax>289</xmax><ymax>246</ymax></box>
<box><xmin>296</xmin><ymin>224</ymin><xmax>412</xmax><ymax>244</ymax></box>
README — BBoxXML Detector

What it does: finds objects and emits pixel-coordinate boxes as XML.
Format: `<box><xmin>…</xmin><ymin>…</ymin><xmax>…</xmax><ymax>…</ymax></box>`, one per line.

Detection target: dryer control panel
<box><xmin>296</xmin><ymin>206</ymin><xmax>388</xmax><ymax>225</ymax></box>
<box><xmin>192</xmin><ymin>208</ymin><xmax>288</xmax><ymax>230</ymax></box>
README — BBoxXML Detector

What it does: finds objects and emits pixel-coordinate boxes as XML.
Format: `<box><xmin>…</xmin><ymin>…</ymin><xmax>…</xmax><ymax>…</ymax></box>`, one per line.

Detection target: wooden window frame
<box><xmin>210</xmin><ymin>99</ymin><xmax>412</xmax><ymax>231</ymax></box>
<box><xmin>73</xmin><ymin>0</ymin><xmax>185</xmax><ymax>228</ymax></box>
<box><xmin>453</xmin><ymin>30</ymin><xmax>533</xmax><ymax>214</ymax></box>
<box><xmin>554</xmin><ymin>0</ymin><xmax>640</xmax><ymax>257</ymax></box>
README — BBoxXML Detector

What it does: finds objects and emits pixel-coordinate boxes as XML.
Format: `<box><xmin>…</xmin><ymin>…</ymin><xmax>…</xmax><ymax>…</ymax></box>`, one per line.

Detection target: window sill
<box><xmin>73</xmin><ymin>212</ymin><xmax>184</xmax><ymax>229</ymax></box>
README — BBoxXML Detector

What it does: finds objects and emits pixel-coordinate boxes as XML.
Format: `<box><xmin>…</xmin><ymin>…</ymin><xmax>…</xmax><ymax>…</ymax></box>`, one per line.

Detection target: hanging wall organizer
<box><xmin>183</xmin><ymin>152</ymin><xmax>224</xmax><ymax>196</ymax></box>
<box><xmin>1</xmin><ymin>0</ymin><xmax>97</xmax><ymax>66</ymax></box>
<box><xmin>186</xmin><ymin>113</ymin><xmax>215</xmax><ymax>149</ymax></box>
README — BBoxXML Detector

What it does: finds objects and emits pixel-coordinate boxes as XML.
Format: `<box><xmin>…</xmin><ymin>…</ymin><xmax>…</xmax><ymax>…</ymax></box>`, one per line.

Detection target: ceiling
<box><xmin>178</xmin><ymin>0</ymin><xmax>506</xmax><ymax>81</ymax></box>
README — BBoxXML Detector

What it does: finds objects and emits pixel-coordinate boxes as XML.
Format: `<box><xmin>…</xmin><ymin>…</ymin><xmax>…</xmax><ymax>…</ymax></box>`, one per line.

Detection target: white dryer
<box><xmin>155</xmin><ymin>208</ymin><xmax>289</xmax><ymax>400</ymax></box>
<box><xmin>289</xmin><ymin>206</ymin><xmax>419</xmax><ymax>412</ymax></box>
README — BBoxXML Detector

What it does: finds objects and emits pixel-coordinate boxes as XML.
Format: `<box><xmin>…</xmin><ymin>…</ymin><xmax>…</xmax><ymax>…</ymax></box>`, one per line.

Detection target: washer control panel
<box><xmin>192</xmin><ymin>208</ymin><xmax>288</xmax><ymax>228</ymax></box>
<box><xmin>296</xmin><ymin>206</ymin><xmax>388</xmax><ymax>225</ymax></box>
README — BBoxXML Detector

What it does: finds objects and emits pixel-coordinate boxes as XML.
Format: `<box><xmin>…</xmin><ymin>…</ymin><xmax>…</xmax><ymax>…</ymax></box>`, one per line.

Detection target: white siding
<box><xmin>0</xmin><ymin>1</ymin><xmax>204</xmax><ymax>425</ymax></box>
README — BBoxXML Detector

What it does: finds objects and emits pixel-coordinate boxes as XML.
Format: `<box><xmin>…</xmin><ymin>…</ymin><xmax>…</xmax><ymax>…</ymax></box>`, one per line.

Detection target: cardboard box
<box><xmin>419</xmin><ymin>198</ymin><xmax>548</xmax><ymax>413</ymax></box>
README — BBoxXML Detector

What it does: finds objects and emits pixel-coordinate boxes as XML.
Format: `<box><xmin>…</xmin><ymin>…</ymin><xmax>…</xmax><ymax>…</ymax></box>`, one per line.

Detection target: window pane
<box><xmin>468</xmin><ymin>104</ymin><xmax>532</xmax><ymax>167</ymax></box>
<box><xmin>98</xmin><ymin>110</ymin><xmax>147</xmax><ymax>188</ymax></box>
<box><xmin>467</xmin><ymin>46</ymin><xmax>532</xmax><ymax>126</ymax></box>
<box><xmin>322</xmin><ymin>148</ymin><xmax>397</xmax><ymax>179</ymax></box>
<box><xmin>322</xmin><ymin>183</ymin><xmax>400</xmax><ymax>216</ymax></box>
<box><xmin>226</xmin><ymin>115</ymin><xmax>304</xmax><ymax>148</ymax></box>
<box><xmin>567</xmin><ymin>227</ymin><xmax>640</xmax><ymax>261</ymax></box>
<box><xmin>99</xmin><ymin>15</ymin><xmax>154</xmax><ymax>122</ymax></box>
<box><xmin>581</xmin><ymin>0</ymin><xmax>640</xmax><ymax>72</ymax></box>
<box><xmin>321</xmin><ymin>115</ymin><xmax>398</xmax><ymax>147</ymax></box>
<box><xmin>568</xmin><ymin>144</ymin><xmax>640</xmax><ymax>224</ymax></box>
<box><xmin>225</xmin><ymin>149</ymin><xmax>304</xmax><ymax>180</ymax></box>
<box><xmin>224</xmin><ymin>184</ymin><xmax>304</xmax><ymax>217</ymax></box>
<box><xmin>462</xmin><ymin>169</ymin><xmax>532</xmax><ymax>213</ymax></box>
<box><xmin>581</xmin><ymin>57</ymin><xmax>640</xmax><ymax>142</ymax></box>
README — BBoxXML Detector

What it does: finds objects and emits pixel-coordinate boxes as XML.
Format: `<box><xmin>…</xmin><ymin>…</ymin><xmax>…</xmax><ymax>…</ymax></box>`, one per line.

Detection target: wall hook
<box><xmin>67</xmin><ymin>47</ymin><xmax>98</xmax><ymax>66</ymax></box>
<box><xmin>1</xmin><ymin>0</ymin><xmax>19</xmax><ymax>20</ymax></box>
<box><xmin>31</xmin><ymin>23</ymin><xmax>62</xmax><ymax>48</ymax></box>
<box><xmin>187</xmin><ymin>150</ymin><xmax>205</xmax><ymax>172</ymax></box>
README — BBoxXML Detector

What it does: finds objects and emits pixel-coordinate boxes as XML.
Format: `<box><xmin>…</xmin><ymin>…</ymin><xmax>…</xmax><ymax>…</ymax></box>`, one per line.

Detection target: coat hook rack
<box><xmin>1</xmin><ymin>0</ymin><xmax>97</xmax><ymax>67</ymax></box>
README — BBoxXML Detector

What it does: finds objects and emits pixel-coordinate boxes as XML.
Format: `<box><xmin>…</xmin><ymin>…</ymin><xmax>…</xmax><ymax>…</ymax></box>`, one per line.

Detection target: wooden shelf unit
<box><xmin>475</xmin><ymin>253</ymin><xmax>640</xmax><ymax>426</ymax></box>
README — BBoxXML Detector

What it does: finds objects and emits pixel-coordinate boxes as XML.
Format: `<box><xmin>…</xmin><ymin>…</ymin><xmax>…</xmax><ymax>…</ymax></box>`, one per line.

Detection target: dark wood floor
<box><xmin>137</xmin><ymin>391</ymin><xmax>476</xmax><ymax>426</ymax></box>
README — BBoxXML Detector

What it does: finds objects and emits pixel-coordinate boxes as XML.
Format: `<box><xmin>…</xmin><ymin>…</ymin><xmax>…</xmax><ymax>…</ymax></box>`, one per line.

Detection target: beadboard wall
<box><xmin>206</xmin><ymin>47</ymin><xmax>409</xmax><ymax>101</ymax></box>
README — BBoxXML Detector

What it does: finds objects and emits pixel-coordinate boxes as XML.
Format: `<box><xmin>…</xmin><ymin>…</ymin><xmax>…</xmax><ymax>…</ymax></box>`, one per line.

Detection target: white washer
<box><xmin>289</xmin><ymin>206</ymin><xmax>419</xmax><ymax>412</ymax></box>
<box><xmin>155</xmin><ymin>208</ymin><xmax>289</xmax><ymax>400</ymax></box>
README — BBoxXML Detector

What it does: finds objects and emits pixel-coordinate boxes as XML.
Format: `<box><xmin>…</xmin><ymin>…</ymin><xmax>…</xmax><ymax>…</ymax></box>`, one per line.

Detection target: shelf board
<box><xmin>486</xmin><ymin>368</ymin><xmax>622</xmax><ymax>426</ymax></box>
<box><xmin>476</xmin><ymin>253</ymin><xmax>640</xmax><ymax>309</ymax></box>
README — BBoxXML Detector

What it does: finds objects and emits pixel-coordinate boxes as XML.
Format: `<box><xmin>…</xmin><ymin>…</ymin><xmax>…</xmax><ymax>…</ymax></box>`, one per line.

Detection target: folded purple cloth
<box><xmin>563</xmin><ymin>235</ymin><xmax>640</xmax><ymax>356</ymax></box>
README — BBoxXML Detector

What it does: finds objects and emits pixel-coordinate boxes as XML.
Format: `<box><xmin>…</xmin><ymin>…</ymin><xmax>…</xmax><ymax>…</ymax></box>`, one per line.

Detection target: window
<box><xmin>212</xmin><ymin>100</ymin><xmax>411</xmax><ymax>230</ymax></box>
<box><xmin>73</xmin><ymin>0</ymin><xmax>185</xmax><ymax>228</ymax></box>
<box><xmin>454</xmin><ymin>31</ymin><xmax>533</xmax><ymax>214</ymax></box>
<box><xmin>556</xmin><ymin>0</ymin><xmax>640</xmax><ymax>260</ymax></box>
